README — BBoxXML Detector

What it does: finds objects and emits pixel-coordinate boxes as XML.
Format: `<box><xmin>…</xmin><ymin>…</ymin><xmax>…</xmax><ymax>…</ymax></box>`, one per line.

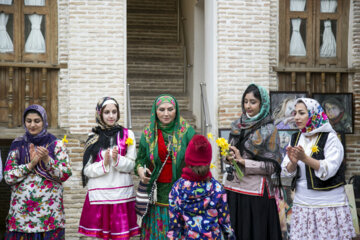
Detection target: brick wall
<box><xmin>57</xmin><ymin>0</ymin><xmax>127</xmax><ymax>238</ymax></box>
<box><xmin>346</xmin><ymin>0</ymin><xmax>360</xmax><ymax>180</ymax></box>
<box><xmin>58</xmin><ymin>0</ymin><xmax>127</xmax><ymax>133</ymax></box>
<box><xmin>217</xmin><ymin>0</ymin><xmax>277</xmax><ymax>129</ymax></box>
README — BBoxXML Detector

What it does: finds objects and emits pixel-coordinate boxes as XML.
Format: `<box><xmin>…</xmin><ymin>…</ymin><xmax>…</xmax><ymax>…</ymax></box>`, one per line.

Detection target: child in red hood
<box><xmin>167</xmin><ymin>135</ymin><xmax>235</xmax><ymax>240</ymax></box>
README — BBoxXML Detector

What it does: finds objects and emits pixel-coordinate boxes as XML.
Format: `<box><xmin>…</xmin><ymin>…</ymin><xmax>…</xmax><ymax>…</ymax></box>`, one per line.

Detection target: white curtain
<box><xmin>320</xmin><ymin>0</ymin><xmax>337</xmax><ymax>57</ymax></box>
<box><xmin>290</xmin><ymin>0</ymin><xmax>306</xmax><ymax>11</ymax></box>
<box><xmin>320</xmin><ymin>20</ymin><xmax>336</xmax><ymax>57</ymax></box>
<box><xmin>24</xmin><ymin>0</ymin><xmax>45</xmax><ymax>6</ymax></box>
<box><xmin>320</xmin><ymin>0</ymin><xmax>337</xmax><ymax>13</ymax></box>
<box><xmin>290</xmin><ymin>19</ymin><xmax>306</xmax><ymax>56</ymax></box>
<box><xmin>25</xmin><ymin>14</ymin><xmax>45</xmax><ymax>53</ymax></box>
<box><xmin>0</xmin><ymin>13</ymin><xmax>13</xmax><ymax>52</ymax></box>
<box><xmin>0</xmin><ymin>0</ymin><xmax>12</xmax><ymax>5</ymax></box>
<box><xmin>289</xmin><ymin>0</ymin><xmax>306</xmax><ymax>56</ymax></box>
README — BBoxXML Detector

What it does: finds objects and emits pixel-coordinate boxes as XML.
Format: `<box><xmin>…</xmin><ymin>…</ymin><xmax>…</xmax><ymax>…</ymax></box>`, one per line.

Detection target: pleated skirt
<box><xmin>226</xmin><ymin>189</ymin><xmax>282</xmax><ymax>240</ymax></box>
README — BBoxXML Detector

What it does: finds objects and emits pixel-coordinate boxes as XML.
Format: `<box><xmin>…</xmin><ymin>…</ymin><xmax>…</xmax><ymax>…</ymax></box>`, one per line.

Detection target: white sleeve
<box><xmin>83</xmin><ymin>154</ymin><xmax>109</xmax><ymax>178</ymax></box>
<box><xmin>314</xmin><ymin>132</ymin><xmax>344</xmax><ymax>180</ymax></box>
<box><xmin>113</xmin><ymin>130</ymin><xmax>136</xmax><ymax>173</ymax></box>
<box><xmin>281</xmin><ymin>145</ymin><xmax>297</xmax><ymax>178</ymax></box>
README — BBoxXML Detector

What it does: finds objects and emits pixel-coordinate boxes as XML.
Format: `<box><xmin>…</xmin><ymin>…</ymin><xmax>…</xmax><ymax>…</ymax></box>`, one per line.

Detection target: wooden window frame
<box><xmin>0</xmin><ymin>0</ymin><xmax>58</xmax><ymax>64</ymax></box>
<box><xmin>279</xmin><ymin>0</ymin><xmax>349</xmax><ymax>68</ymax></box>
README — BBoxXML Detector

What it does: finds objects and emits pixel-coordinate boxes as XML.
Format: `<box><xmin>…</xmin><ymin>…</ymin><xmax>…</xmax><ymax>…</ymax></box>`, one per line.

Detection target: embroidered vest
<box><xmin>290</xmin><ymin>132</ymin><xmax>345</xmax><ymax>191</ymax></box>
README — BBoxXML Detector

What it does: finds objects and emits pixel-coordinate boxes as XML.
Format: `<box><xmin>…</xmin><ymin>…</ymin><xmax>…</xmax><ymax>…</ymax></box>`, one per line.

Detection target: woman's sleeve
<box><xmin>114</xmin><ymin>130</ymin><xmax>136</xmax><ymax>173</ymax></box>
<box><xmin>281</xmin><ymin>149</ymin><xmax>297</xmax><ymax>177</ymax></box>
<box><xmin>4</xmin><ymin>150</ymin><xmax>31</xmax><ymax>185</ymax></box>
<box><xmin>314</xmin><ymin>132</ymin><xmax>344</xmax><ymax>180</ymax></box>
<box><xmin>134</xmin><ymin>133</ymin><xmax>148</xmax><ymax>176</ymax></box>
<box><xmin>83</xmin><ymin>154</ymin><xmax>109</xmax><ymax>178</ymax></box>
<box><xmin>243</xmin><ymin>159</ymin><xmax>273</xmax><ymax>175</ymax></box>
<box><xmin>167</xmin><ymin>182</ymin><xmax>185</xmax><ymax>240</ymax></box>
<box><xmin>46</xmin><ymin>140</ymin><xmax>72</xmax><ymax>182</ymax></box>
<box><xmin>243</xmin><ymin>125</ymin><xmax>281</xmax><ymax>176</ymax></box>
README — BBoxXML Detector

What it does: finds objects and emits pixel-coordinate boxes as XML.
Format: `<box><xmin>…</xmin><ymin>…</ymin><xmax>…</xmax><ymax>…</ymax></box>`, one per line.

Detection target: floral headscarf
<box><xmin>8</xmin><ymin>105</ymin><xmax>58</xmax><ymax>182</ymax></box>
<box><xmin>82</xmin><ymin>97</ymin><xmax>123</xmax><ymax>186</ymax></box>
<box><xmin>296</xmin><ymin>98</ymin><xmax>335</xmax><ymax>136</ymax></box>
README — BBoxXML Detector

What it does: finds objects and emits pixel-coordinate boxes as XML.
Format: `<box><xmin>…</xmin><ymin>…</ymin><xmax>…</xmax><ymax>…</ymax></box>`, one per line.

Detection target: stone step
<box><xmin>127</xmin><ymin>31</ymin><xmax>177</xmax><ymax>42</ymax></box>
<box><xmin>128</xmin><ymin>75</ymin><xmax>184</xmax><ymax>93</ymax></box>
<box><xmin>127</xmin><ymin>61</ymin><xmax>183</xmax><ymax>74</ymax></box>
<box><xmin>127</xmin><ymin>0</ymin><xmax>176</xmax><ymax>12</ymax></box>
<box><xmin>127</xmin><ymin>44</ymin><xmax>183</xmax><ymax>61</ymax></box>
<box><xmin>127</xmin><ymin>14</ymin><xmax>177</xmax><ymax>27</ymax></box>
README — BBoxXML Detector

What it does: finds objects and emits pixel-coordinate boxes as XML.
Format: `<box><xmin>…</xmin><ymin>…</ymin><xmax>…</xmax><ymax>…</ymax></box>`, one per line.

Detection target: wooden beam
<box><xmin>336</xmin><ymin>72</ymin><xmax>341</xmax><ymax>93</ymax></box>
<box><xmin>0</xmin><ymin>62</ymin><xmax>62</xmax><ymax>69</ymax></box>
<box><xmin>41</xmin><ymin>68</ymin><xmax>47</xmax><ymax>108</ymax></box>
<box><xmin>25</xmin><ymin>67</ymin><xmax>30</xmax><ymax>108</ymax></box>
<box><xmin>7</xmin><ymin>67</ymin><xmax>14</xmax><ymax>128</ymax></box>
<box><xmin>273</xmin><ymin>67</ymin><xmax>356</xmax><ymax>73</ymax></box>
<box><xmin>291</xmin><ymin>72</ymin><xmax>296</xmax><ymax>91</ymax></box>
<box><xmin>321</xmin><ymin>72</ymin><xmax>326</xmax><ymax>92</ymax></box>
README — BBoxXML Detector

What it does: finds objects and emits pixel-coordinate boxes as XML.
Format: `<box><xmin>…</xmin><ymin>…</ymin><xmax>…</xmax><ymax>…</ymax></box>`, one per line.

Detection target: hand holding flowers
<box><xmin>214</xmin><ymin>137</ymin><xmax>244</xmax><ymax>180</ymax></box>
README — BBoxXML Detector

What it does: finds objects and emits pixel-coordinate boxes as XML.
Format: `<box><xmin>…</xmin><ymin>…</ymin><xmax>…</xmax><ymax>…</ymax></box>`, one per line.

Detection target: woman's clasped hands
<box><xmin>285</xmin><ymin>145</ymin><xmax>307</xmax><ymax>172</ymax></box>
<box><xmin>104</xmin><ymin>147</ymin><xmax>119</xmax><ymax>167</ymax></box>
<box><xmin>28</xmin><ymin>143</ymin><xmax>50</xmax><ymax>170</ymax></box>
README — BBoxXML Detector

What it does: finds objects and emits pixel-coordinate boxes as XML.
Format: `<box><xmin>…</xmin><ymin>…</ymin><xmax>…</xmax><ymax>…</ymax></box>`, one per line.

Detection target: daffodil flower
<box><xmin>215</xmin><ymin>137</ymin><xmax>243</xmax><ymax>180</ymax></box>
<box><xmin>62</xmin><ymin>135</ymin><xmax>68</xmax><ymax>144</ymax></box>
<box><xmin>210</xmin><ymin>163</ymin><xmax>216</xmax><ymax>169</ymax></box>
<box><xmin>311</xmin><ymin>145</ymin><xmax>320</xmax><ymax>154</ymax></box>
<box><xmin>125</xmin><ymin>138</ymin><xmax>134</xmax><ymax>146</ymax></box>
<box><xmin>207</xmin><ymin>132</ymin><xmax>214</xmax><ymax>140</ymax></box>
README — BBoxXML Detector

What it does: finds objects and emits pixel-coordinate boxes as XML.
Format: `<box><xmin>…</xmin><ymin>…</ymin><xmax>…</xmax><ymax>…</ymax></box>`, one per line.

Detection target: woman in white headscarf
<box><xmin>281</xmin><ymin>98</ymin><xmax>356</xmax><ymax>239</ymax></box>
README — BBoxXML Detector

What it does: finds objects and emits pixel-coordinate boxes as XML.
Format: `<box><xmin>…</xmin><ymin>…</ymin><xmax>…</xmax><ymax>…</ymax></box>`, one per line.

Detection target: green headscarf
<box><xmin>143</xmin><ymin>94</ymin><xmax>193</xmax><ymax>183</ymax></box>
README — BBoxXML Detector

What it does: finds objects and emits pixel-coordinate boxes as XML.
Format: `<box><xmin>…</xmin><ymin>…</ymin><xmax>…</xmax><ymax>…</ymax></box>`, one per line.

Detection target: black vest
<box><xmin>290</xmin><ymin>132</ymin><xmax>345</xmax><ymax>191</ymax></box>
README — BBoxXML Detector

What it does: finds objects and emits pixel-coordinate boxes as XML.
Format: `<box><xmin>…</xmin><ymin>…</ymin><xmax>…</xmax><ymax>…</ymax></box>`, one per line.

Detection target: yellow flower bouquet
<box><xmin>215</xmin><ymin>137</ymin><xmax>244</xmax><ymax>180</ymax></box>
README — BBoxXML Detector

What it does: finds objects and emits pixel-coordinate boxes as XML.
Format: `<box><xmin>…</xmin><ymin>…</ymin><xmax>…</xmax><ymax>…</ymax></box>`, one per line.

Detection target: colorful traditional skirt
<box><xmin>141</xmin><ymin>204</ymin><xmax>170</xmax><ymax>240</ymax></box>
<box><xmin>78</xmin><ymin>194</ymin><xmax>140</xmax><ymax>239</ymax></box>
<box><xmin>5</xmin><ymin>228</ymin><xmax>64</xmax><ymax>240</ymax></box>
<box><xmin>290</xmin><ymin>205</ymin><xmax>356</xmax><ymax>240</ymax></box>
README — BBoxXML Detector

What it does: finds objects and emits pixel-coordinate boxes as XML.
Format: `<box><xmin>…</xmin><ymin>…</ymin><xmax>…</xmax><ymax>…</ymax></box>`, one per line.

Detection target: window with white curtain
<box><xmin>0</xmin><ymin>0</ymin><xmax>56</xmax><ymax>62</ymax></box>
<box><xmin>279</xmin><ymin>0</ymin><xmax>348</xmax><ymax>66</ymax></box>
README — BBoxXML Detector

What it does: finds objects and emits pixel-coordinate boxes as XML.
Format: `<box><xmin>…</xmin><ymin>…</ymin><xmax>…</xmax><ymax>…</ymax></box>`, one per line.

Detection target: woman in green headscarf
<box><xmin>135</xmin><ymin>94</ymin><xmax>195</xmax><ymax>240</ymax></box>
<box><xmin>223</xmin><ymin>84</ymin><xmax>282</xmax><ymax>240</ymax></box>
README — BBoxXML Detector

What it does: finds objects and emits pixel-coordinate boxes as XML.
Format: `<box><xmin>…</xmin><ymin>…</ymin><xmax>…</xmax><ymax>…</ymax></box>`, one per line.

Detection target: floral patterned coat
<box><xmin>4</xmin><ymin>140</ymin><xmax>72</xmax><ymax>233</ymax></box>
<box><xmin>167</xmin><ymin>177</ymin><xmax>235</xmax><ymax>240</ymax></box>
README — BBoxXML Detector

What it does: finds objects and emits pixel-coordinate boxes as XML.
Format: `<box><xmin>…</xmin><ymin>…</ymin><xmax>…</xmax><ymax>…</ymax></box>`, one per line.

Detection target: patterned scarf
<box><xmin>143</xmin><ymin>94</ymin><xmax>192</xmax><ymax>184</ymax></box>
<box><xmin>230</xmin><ymin>84</ymin><xmax>282</xmax><ymax>188</ymax></box>
<box><xmin>82</xmin><ymin>97</ymin><xmax>123</xmax><ymax>186</ymax></box>
<box><xmin>295</xmin><ymin>98</ymin><xmax>335</xmax><ymax>136</ymax></box>
<box><xmin>8</xmin><ymin>105</ymin><xmax>58</xmax><ymax>182</ymax></box>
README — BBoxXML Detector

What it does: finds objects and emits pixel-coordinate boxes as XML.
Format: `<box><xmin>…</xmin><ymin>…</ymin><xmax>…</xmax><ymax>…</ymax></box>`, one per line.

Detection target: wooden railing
<box><xmin>273</xmin><ymin>67</ymin><xmax>356</xmax><ymax>93</ymax></box>
<box><xmin>0</xmin><ymin>62</ymin><xmax>64</xmax><ymax>128</ymax></box>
